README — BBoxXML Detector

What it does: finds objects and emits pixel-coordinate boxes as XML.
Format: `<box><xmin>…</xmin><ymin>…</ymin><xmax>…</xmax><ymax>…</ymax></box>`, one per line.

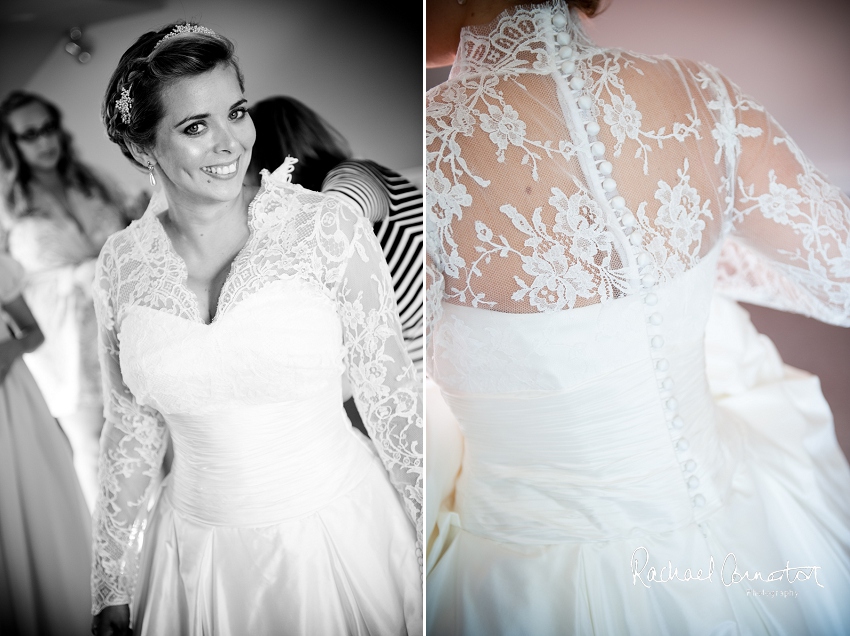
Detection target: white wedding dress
<box><xmin>90</xmin><ymin>162</ymin><xmax>422</xmax><ymax>635</ymax></box>
<box><xmin>425</xmin><ymin>3</ymin><xmax>850</xmax><ymax>634</ymax></box>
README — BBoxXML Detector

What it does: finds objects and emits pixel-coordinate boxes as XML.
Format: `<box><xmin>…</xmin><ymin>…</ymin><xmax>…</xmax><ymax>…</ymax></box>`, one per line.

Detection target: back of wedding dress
<box><xmin>425</xmin><ymin>4</ymin><xmax>850</xmax><ymax>634</ymax></box>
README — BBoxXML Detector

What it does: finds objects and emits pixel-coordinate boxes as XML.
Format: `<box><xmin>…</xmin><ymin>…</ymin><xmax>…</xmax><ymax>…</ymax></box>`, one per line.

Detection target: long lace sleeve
<box><xmin>713</xmin><ymin>72</ymin><xmax>850</xmax><ymax>326</ymax></box>
<box><xmin>90</xmin><ymin>240</ymin><xmax>168</xmax><ymax>615</ymax></box>
<box><xmin>335</xmin><ymin>203</ymin><xmax>423</xmax><ymax>564</ymax></box>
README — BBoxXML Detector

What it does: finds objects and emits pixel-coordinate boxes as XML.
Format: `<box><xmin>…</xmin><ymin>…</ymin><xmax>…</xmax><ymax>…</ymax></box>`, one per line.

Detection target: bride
<box><xmin>92</xmin><ymin>22</ymin><xmax>422</xmax><ymax>636</ymax></box>
<box><xmin>425</xmin><ymin>0</ymin><xmax>850</xmax><ymax>634</ymax></box>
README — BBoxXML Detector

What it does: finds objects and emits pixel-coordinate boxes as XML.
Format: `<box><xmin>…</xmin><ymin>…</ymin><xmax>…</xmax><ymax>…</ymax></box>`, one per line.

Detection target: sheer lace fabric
<box><xmin>426</xmin><ymin>1</ymin><xmax>849</xmax><ymax>334</ymax></box>
<box><xmin>91</xmin><ymin>166</ymin><xmax>422</xmax><ymax>614</ymax></box>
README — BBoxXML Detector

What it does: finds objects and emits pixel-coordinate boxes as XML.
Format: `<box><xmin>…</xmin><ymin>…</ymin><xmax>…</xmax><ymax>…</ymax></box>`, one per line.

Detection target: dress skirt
<box><xmin>0</xmin><ymin>356</ymin><xmax>92</xmax><ymax>636</ymax></box>
<box><xmin>426</xmin><ymin>297</ymin><xmax>850</xmax><ymax>635</ymax></box>
<box><xmin>133</xmin><ymin>438</ymin><xmax>422</xmax><ymax>636</ymax></box>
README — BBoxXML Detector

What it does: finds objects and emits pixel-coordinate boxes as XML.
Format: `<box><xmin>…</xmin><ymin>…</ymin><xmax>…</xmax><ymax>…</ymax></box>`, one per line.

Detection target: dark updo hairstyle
<box><xmin>248</xmin><ymin>96</ymin><xmax>351</xmax><ymax>192</ymax></box>
<box><xmin>102</xmin><ymin>21</ymin><xmax>245</xmax><ymax>169</ymax></box>
<box><xmin>0</xmin><ymin>90</ymin><xmax>115</xmax><ymax>212</ymax></box>
<box><xmin>567</xmin><ymin>0</ymin><xmax>607</xmax><ymax>16</ymax></box>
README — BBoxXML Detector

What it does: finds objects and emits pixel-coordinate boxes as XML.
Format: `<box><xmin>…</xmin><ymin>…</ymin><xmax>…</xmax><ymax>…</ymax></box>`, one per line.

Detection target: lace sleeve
<box><xmin>91</xmin><ymin>238</ymin><xmax>168</xmax><ymax>615</ymax></box>
<box><xmin>335</xmin><ymin>203</ymin><xmax>423</xmax><ymax>566</ymax></box>
<box><xmin>714</xmin><ymin>72</ymin><xmax>850</xmax><ymax>326</ymax></box>
<box><xmin>424</xmin><ymin>250</ymin><xmax>442</xmax><ymax>380</ymax></box>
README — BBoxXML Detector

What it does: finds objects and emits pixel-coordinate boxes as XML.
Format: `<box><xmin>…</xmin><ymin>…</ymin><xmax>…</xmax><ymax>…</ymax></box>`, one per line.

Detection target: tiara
<box><xmin>115</xmin><ymin>86</ymin><xmax>133</xmax><ymax>125</ymax></box>
<box><xmin>154</xmin><ymin>23</ymin><xmax>217</xmax><ymax>50</ymax></box>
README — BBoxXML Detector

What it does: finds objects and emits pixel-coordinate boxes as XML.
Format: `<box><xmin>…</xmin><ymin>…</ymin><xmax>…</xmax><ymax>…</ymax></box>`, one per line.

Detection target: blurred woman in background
<box><xmin>0</xmin><ymin>90</ymin><xmax>138</xmax><ymax>511</ymax></box>
<box><xmin>0</xmin><ymin>252</ymin><xmax>91</xmax><ymax>636</ymax></box>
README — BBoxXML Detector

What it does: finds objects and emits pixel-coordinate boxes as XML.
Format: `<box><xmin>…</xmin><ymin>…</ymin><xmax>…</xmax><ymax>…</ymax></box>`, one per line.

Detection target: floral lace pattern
<box><xmin>425</xmin><ymin>0</ymin><xmax>850</xmax><ymax>375</ymax></box>
<box><xmin>91</xmin><ymin>168</ymin><xmax>422</xmax><ymax>613</ymax></box>
<box><xmin>633</xmin><ymin>158</ymin><xmax>715</xmax><ymax>284</ymax></box>
<box><xmin>467</xmin><ymin>183</ymin><xmax>629</xmax><ymax>311</ymax></box>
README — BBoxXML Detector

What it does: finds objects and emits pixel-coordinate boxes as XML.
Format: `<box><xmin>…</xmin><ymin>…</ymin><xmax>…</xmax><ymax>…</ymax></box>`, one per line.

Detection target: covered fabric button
<box><xmin>591</xmin><ymin>141</ymin><xmax>605</xmax><ymax>156</ymax></box>
<box><xmin>611</xmin><ymin>195</ymin><xmax>626</xmax><ymax>210</ymax></box>
<box><xmin>569</xmin><ymin>76</ymin><xmax>585</xmax><ymax>90</ymax></box>
<box><xmin>629</xmin><ymin>231</ymin><xmax>643</xmax><ymax>246</ymax></box>
<box><xmin>651</xmin><ymin>335</ymin><xmax>664</xmax><ymax>348</ymax></box>
<box><xmin>578</xmin><ymin>95</ymin><xmax>593</xmax><ymax>109</ymax></box>
<box><xmin>644</xmin><ymin>293</ymin><xmax>658</xmax><ymax>306</ymax></box>
<box><xmin>636</xmin><ymin>252</ymin><xmax>650</xmax><ymax>266</ymax></box>
<box><xmin>598</xmin><ymin>159</ymin><xmax>612</xmax><ymax>174</ymax></box>
<box><xmin>671</xmin><ymin>415</ymin><xmax>684</xmax><ymax>428</ymax></box>
<box><xmin>559</xmin><ymin>46</ymin><xmax>574</xmax><ymax>59</ymax></box>
<box><xmin>557</xmin><ymin>31</ymin><xmax>572</xmax><ymax>45</ymax></box>
<box><xmin>688</xmin><ymin>476</ymin><xmax>700</xmax><ymax>489</ymax></box>
<box><xmin>662</xmin><ymin>378</ymin><xmax>674</xmax><ymax>390</ymax></box>
<box><xmin>655</xmin><ymin>358</ymin><xmax>669</xmax><ymax>371</ymax></box>
<box><xmin>649</xmin><ymin>312</ymin><xmax>663</xmax><ymax>325</ymax></box>
<box><xmin>602</xmin><ymin>178</ymin><xmax>617</xmax><ymax>192</ymax></box>
<box><xmin>622</xmin><ymin>213</ymin><xmax>636</xmax><ymax>228</ymax></box>
<box><xmin>641</xmin><ymin>273</ymin><xmax>656</xmax><ymax>287</ymax></box>
<box><xmin>561</xmin><ymin>60</ymin><xmax>576</xmax><ymax>74</ymax></box>
<box><xmin>553</xmin><ymin>14</ymin><xmax>568</xmax><ymax>27</ymax></box>
<box><xmin>684</xmin><ymin>459</ymin><xmax>697</xmax><ymax>472</ymax></box>
<box><xmin>666</xmin><ymin>398</ymin><xmax>678</xmax><ymax>411</ymax></box>
<box><xmin>693</xmin><ymin>494</ymin><xmax>706</xmax><ymax>507</ymax></box>
<box><xmin>676</xmin><ymin>439</ymin><xmax>689</xmax><ymax>452</ymax></box>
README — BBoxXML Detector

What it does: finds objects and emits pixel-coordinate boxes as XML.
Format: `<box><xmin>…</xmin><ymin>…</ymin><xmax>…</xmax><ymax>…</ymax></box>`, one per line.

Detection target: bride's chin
<box><xmin>180</xmin><ymin>179</ymin><xmax>245</xmax><ymax>204</ymax></box>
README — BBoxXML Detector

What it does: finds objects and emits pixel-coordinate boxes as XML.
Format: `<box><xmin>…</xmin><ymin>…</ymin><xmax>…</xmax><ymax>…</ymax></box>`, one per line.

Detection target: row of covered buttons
<box><xmin>552</xmin><ymin>8</ymin><xmax>704</xmax><ymax>509</ymax></box>
<box><xmin>553</xmin><ymin>14</ymin><xmax>639</xmax><ymax>252</ymax></box>
<box><xmin>645</xmin><ymin>292</ymin><xmax>703</xmax><ymax>507</ymax></box>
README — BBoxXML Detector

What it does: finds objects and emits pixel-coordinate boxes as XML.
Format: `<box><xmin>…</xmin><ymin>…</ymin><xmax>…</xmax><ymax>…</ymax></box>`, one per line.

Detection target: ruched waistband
<box><xmin>444</xmin><ymin>349</ymin><xmax>734</xmax><ymax>544</ymax></box>
<box><xmin>164</xmin><ymin>399</ymin><xmax>373</xmax><ymax>526</ymax></box>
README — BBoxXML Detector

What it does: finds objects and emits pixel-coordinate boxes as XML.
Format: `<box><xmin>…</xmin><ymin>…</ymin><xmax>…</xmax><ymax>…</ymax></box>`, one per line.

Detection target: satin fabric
<box><xmin>426</xmin><ymin>248</ymin><xmax>850</xmax><ymax>635</ymax></box>
<box><xmin>0</xmin><ymin>337</ymin><xmax>92</xmax><ymax>635</ymax></box>
<box><xmin>133</xmin><ymin>436</ymin><xmax>420</xmax><ymax>636</ymax></box>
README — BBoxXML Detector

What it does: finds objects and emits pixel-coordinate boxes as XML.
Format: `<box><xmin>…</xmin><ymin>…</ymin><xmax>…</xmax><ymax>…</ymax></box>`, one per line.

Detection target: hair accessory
<box><xmin>154</xmin><ymin>23</ymin><xmax>217</xmax><ymax>50</ymax></box>
<box><xmin>147</xmin><ymin>162</ymin><xmax>156</xmax><ymax>187</ymax></box>
<box><xmin>116</xmin><ymin>86</ymin><xmax>133</xmax><ymax>125</ymax></box>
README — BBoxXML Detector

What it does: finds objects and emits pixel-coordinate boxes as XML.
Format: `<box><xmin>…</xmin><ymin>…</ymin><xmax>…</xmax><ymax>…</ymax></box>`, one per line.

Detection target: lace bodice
<box><xmin>425</xmin><ymin>1</ymin><xmax>850</xmax><ymax>341</ymax></box>
<box><xmin>90</xmin><ymin>164</ymin><xmax>423</xmax><ymax>614</ymax></box>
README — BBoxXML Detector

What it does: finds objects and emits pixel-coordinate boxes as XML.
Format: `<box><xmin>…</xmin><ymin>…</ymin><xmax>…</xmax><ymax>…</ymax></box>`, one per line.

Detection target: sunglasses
<box><xmin>12</xmin><ymin>120</ymin><xmax>60</xmax><ymax>143</ymax></box>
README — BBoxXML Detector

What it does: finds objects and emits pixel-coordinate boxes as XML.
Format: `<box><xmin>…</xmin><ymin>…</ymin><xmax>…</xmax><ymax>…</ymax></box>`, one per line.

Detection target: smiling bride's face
<box><xmin>151</xmin><ymin>63</ymin><xmax>256</xmax><ymax>205</ymax></box>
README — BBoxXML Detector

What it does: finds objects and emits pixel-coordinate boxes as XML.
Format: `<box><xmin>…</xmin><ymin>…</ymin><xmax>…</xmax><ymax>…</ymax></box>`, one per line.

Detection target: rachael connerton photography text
<box><xmin>630</xmin><ymin>547</ymin><xmax>825</xmax><ymax>590</ymax></box>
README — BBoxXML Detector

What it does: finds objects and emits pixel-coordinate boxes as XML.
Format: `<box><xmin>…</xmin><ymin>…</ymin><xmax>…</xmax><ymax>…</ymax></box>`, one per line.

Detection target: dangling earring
<box><xmin>147</xmin><ymin>162</ymin><xmax>156</xmax><ymax>187</ymax></box>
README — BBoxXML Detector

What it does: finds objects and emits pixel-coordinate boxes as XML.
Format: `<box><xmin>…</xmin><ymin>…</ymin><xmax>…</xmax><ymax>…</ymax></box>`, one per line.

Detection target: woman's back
<box><xmin>425</xmin><ymin>3</ymin><xmax>850</xmax><ymax>634</ymax></box>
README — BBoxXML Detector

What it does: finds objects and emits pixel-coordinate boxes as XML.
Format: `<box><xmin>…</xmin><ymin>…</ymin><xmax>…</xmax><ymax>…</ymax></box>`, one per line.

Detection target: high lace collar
<box><xmin>450</xmin><ymin>1</ymin><xmax>597</xmax><ymax>80</ymax></box>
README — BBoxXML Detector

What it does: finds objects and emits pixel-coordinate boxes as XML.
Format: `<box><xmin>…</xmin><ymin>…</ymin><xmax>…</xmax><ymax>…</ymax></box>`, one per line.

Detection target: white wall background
<box><xmin>24</xmin><ymin>0</ymin><xmax>421</xmax><ymax>196</ymax></box>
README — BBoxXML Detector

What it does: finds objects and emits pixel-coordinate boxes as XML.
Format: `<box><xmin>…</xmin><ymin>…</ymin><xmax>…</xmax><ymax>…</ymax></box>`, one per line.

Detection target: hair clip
<box><xmin>154</xmin><ymin>23</ymin><xmax>217</xmax><ymax>50</ymax></box>
<box><xmin>116</xmin><ymin>86</ymin><xmax>133</xmax><ymax>125</ymax></box>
